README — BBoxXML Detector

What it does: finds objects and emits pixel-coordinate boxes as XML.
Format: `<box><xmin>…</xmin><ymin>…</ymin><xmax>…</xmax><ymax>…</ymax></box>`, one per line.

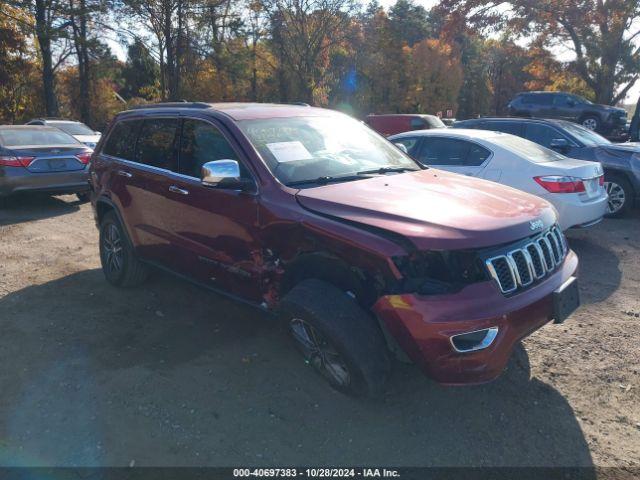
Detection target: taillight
<box><xmin>0</xmin><ymin>155</ymin><xmax>35</xmax><ymax>167</ymax></box>
<box><xmin>534</xmin><ymin>175</ymin><xmax>585</xmax><ymax>193</ymax></box>
<box><xmin>76</xmin><ymin>152</ymin><xmax>92</xmax><ymax>164</ymax></box>
<box><xmin>598</xmin><ymin>175</ymin><xmax>604</xmax><ymax>186</ymax></box>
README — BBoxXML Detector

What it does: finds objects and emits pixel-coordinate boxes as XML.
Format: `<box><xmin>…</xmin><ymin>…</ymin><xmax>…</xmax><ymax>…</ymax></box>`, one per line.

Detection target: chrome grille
<box><xmin>486</xmin><ymin>225</ymin><xmax>567</xmax><ymax>294</ymax></box>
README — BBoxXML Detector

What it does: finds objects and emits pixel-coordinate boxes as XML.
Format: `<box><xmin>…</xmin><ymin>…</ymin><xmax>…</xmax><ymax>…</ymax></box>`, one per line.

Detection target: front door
<box><xmin>157</xmin><ymin>117</ymin><xmax>262</xmax><ymax>302</ymax></box>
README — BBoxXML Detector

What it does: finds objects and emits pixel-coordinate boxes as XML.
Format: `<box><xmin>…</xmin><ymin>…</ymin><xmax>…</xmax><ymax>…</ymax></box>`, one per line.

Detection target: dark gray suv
<box><xmin>507</xmin><ymin>92</ymin><xmax>627</xmax><ymax>135</ymax></box>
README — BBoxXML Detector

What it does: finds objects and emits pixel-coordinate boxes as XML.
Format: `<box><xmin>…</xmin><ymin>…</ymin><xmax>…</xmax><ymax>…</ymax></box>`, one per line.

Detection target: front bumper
<box><xmin>0</xmin><ymin>165</ymin><xmax>89</xmax><ymax>197</ymax></box>
<box><xmin>373</xmin><ymin>250</ymin><xmax>579</xmax><ymax>385</ymax></box>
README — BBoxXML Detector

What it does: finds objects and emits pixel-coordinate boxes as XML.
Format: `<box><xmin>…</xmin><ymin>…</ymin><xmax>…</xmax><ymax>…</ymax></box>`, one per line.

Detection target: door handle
<box><xmin>116</xmin><ymin>170</ymin><xmax>132</xmax><ymax>178</ymax></box>
<box><xmin>169</xmin><ymin>185</ymin><xmax>189</xmax><ymax>195</ymax></box>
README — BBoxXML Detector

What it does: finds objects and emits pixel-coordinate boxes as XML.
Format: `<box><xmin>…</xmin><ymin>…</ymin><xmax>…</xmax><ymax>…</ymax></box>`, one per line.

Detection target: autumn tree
<box><xmin>263</xmin><ymin>0</ymin><xmax>358</xmax><ymax>104</ymax></box>
<box><xmin>439</xmin><ymin>0</ymin><xmax>640</xmax><ymax>105</ymax></box>
<box><xmin>405</xmin><ymin>38</ymin><xmax>462</xmax><ymax>113</ymax></box>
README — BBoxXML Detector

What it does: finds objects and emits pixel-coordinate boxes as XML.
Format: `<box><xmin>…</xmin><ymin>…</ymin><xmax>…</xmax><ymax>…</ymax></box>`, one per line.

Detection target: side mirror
<box><xmin>550</xmin><ymin>138</ymin><xmax>569</xmax><ymax>151</ymax></box>
<box><xmin>201</xmin><ymin>160</ymin><xmax>251</xmax><ymax>190</ymax></box>
<box><xmin>394</xmin><ymin>142</ymin><xmax>408</xmax><ymax>154</ymax></box>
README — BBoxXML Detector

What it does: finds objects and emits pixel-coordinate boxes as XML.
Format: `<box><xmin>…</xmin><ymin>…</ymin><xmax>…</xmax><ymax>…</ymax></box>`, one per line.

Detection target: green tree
<box><xmin>121</xmin><ymin>39</ymin><xmax>160</xmax><ymax>100</ymax></box>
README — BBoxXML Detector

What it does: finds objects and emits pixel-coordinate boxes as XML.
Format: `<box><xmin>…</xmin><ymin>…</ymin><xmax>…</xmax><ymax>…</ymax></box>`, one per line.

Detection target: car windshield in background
<box><xmin>426</xmin><ymin>116</ymin><xmax>446</xmax><ymax>128</ymax></box>
<box><xmin>50</xmin><ymin>122</ymin><xmax>95</xmax><ymax>136</ymax></box>
<box><xmin>493</xmin><ymin>134</ymin><xmax>566</xmax><ymax>163</ymax></box>
<box><xmin>0</xmin><ymin>128</ymin><xmax>79</xmax><ymax>147</ymax></box>
<box><xmin>560</xmin><ymin>122</ymin><xmax>611</xmax><ymax>147</ymax></box>
<box><xmin>239</xmin><ymin>115</ymin><xmax>420</xmax><ymax>186</ymax></box>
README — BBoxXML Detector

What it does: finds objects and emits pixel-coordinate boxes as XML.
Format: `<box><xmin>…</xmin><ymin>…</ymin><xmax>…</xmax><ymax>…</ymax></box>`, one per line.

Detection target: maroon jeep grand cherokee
<box><xmin>89</xmin><ymin>102</ymin><xmax>580</xmax><ymax>396</ymax></box>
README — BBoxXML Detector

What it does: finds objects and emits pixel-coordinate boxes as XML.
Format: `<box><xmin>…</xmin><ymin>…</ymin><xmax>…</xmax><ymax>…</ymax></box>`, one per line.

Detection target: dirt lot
<box><xmin>0</xmin><ymin>194</ymin><xmax>639</xmax><ymax>469</ymax></box>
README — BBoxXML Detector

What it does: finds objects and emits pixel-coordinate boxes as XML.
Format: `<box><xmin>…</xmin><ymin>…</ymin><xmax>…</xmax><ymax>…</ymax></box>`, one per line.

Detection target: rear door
<box><xmin>126</xmin><ymin>117</ymin><xmax>182</xmax><ymax>267</ymax></box>
<box><xmin>99</xmin><ymin>119</ymin><xmax>146</xmax><ymax>246</ymax></box>
<box><xmin>551</xmin><ymin>94</ymin><xmax>577</xmax><ymax>121</ymax></box>
<box><xmin>414</xmin><ymin>136</ymin><xmax>491</xmax><ymax>176</ymax></box>
<box><xmin>156</xmin><ymin>117</ymin><xmax>262</xmax><ymax>301</ymax></box>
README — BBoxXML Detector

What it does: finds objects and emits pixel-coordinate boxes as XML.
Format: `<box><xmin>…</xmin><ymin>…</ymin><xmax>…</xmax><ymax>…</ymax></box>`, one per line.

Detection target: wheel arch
<box><xmin>279</xmin><ymin>251</ymin><xmax>380</xmax><ymax>307</ymax></box>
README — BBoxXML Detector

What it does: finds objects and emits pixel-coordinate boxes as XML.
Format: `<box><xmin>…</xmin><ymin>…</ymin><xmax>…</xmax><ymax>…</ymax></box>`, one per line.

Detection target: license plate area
<box><xmin>553</xmin><ymin>276</ymin><xmax>580</xmax><ymax>324</ymax></box>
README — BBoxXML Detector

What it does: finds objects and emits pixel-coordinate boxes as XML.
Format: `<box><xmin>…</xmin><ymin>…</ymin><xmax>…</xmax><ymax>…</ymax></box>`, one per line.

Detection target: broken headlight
<box><xmin>392</xmin><ymin>250</ymin><xmax>487</xmax><ymax>295</ymax></box>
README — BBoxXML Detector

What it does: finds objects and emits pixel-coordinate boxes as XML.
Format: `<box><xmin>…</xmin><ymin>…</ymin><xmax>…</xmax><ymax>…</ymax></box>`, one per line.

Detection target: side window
<box><xmin>179</xmin><ymin>119</ymin><xmax>239</xmax><ymax>178</ymax></box>
<box><xmin>467</xmin><ymin>144</ymin><xmax>491</xmax><ymax>166</ymax></box>
<box><xmin>392</xmin><ymin>137</ymin><xmax>421</xmax><ymax>156</ymax></box>
<box><xmin>410</xmin><ymin>117</ymin><xmax>427</xmax><ymax>130</ymax></box>
<box><xmin>521</xmin><ymin>94</ymin><xmax>536</xmax><ymax>105</ymax></box>
<box><xmin>553</xmin><ymin>94</ymin><xmax>572</xmax><ymax>106</ymax></box>
<box><xmin>485</xmin><ymin>121</ymin><xmax>523</xmax><ymax>136</ymax></box>
<box><xmin>536</xmin><ymin>93</ymin><xmax>554</xmax><ymax>105</ymax></box>
<box><xmin>135</xmin><ymin>118</ymin><xmax>180</xmax><ymax>170</ymax></box>
<box><xmin>417</xmin><ymin>138</ymin><xmax>469</xmax><ymax>166</ymax></box>
<box><xmin>102</xmin><ymin>120</ymin><xmax>142</xmax><ymax>161</ymax></box>
<box><xmin>525</xmin><ymin>124</ymin><xmax>567</xmax><ymax>148</ymax></box>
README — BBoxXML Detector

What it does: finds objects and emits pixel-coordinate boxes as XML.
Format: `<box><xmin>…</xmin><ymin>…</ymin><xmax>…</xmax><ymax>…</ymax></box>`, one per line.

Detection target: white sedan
<box><xmin>389</xmin><ymin>129</ymin><xmax>607</xmax><ymax>230</ymax></box>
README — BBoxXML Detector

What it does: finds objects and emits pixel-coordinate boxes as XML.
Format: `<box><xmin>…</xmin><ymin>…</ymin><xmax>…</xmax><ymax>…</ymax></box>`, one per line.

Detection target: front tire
<box><xmin>76</xmin><ymin>192</ymin><xmax>90</xmax><ymax>203</ymax></box>
<box><xmin>604</xmin><ymin>173</ymin><xmax>633</xmax><ymax>218</ymax></box>
<box><xmin>99</xmin><ymin>211</ymin><xmax>148</xmax><ymax>287</ymax></box>
<box><xmin>580</xmin><ymin>115</ymin><xmax>600</xmax><ymax>131</ymax></box>
<box><xmin>279</xmin><ymin>279</ymin><xmax>390</xmax><ymax>397</ymax></box>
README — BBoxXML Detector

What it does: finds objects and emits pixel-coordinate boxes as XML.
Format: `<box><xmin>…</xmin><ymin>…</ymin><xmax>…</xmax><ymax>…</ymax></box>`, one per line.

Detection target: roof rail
<box><xmin>130</xmin><ymin>102</ymin><xmax>211</xmax><ymax>110</ymax></box>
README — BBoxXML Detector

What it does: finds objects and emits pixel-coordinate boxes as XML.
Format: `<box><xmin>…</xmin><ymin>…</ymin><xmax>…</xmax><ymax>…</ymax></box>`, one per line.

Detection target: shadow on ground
<box><xmin>0</xmin><ymin>268</ymin><xmax>594</xmax><ymax>471</ymax></box>
<box><xmin>0</xmin><ymin>194</ymin><xmax>82</xmax><ymax>226</ymax></box>
<box><xmin>565</xmin><ymin>232</ymin><xmax>622</xmax><ymax>305</ymax></box>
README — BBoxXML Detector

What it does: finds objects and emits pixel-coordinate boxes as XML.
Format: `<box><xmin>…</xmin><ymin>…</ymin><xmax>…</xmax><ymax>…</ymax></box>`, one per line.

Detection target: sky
<box><xmin>106</xmin><ymin>0</ymin><xmax>640</xmax><ymax>105</ymax></box>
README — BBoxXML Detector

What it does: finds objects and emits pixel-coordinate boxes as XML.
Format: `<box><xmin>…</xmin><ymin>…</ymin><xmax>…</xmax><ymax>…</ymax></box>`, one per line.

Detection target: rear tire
<box><xmin>99</xmin><ymin>211</ymin><xmax>148</xmax><ymax>287</ymax></box>
<box><xmin>278</xmin><ymin>279</ymin><xmax>390</xmax><ymax>397</ymax></box>
<box><xmin>604</xmin><ymin>173</ymin><xmax>633</xmax><ymax>218</ymax></box>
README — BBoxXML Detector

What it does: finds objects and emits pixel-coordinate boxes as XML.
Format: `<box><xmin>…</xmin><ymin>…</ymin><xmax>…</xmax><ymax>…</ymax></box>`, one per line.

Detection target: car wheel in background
<box><xmin>99</xmin><ymin>211</ymin><xmax>148</xmax><ymax>287</ymax></box>
<box><xmin>604</xmin><ymin>173</ymin><xmax>632</xmax><ymax>218</ymax></box>
<box><xmin>279</xmin><ymin>279</ymin><xmax>390</xmax><ymax>397</ymax></box>
<box><xmin>76</xmin><ymin>192</ymin><xmax>90</xmax><ymax>203</ymax></box>
<box><xmin>581</xmin><ymin>115</ymin><xmax>600</xmax><ymax>131</ymax></box>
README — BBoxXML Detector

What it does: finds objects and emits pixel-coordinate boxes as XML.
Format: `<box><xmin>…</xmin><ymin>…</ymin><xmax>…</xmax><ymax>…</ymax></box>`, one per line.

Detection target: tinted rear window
<box><xmin>494</xmin><ymin>134</ymin><xmax>565</xmax><ymax>163</ymax></box>
<box><xmin>483</xmin><ymin>121</ymin><xmax>523</xmax><ymax>136</ymax></box>
<box><xmin>0</xmin><ymin>129</ymin><xmax>78</xmax><ymax>147</ymax></box>
<box><xmin>103</xmin><ymin>120</ymin><xmax>142</xmax><ymax>160</ymax></box>
<box><xmin>50</xmin><ymin>122</ymin><xmax>95</xmax><ymax>136</ymax></box>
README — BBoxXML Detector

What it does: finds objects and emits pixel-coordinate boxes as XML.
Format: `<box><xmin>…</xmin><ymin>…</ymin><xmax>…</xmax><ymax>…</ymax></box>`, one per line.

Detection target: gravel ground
<box><xmin>0</xmin><ymin>194</ymin><xmax>638</xmax><ymax>469</ymax></box>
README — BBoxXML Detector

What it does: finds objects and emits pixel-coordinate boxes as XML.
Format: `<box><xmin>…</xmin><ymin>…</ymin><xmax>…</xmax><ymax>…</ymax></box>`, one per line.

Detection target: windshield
<box><xmin>0</xmin><ymin>128</ymin><xmax>79</xmax><ymax>147</ymax></box>
<box><xmin>50</xmin><ymin>122</ymin><xmax>95</xmax><ymax>136</ymax></box>
<box><xmin>426</xmin><ymin>116</ymin><xmax>446</xmax><ymax>128</ymax></box>
<box><xmin>493</xmin><ymin>134</ymin><xmax>566</xmax><ymax>163</ymax></box>
<box><xmin>239</xmin><ymin>115</ymin><xmax>420</xmax><ymax>186</ymax></box>
<box><xmin>573</xmin><ymin>94</ymin><xmax>592</xmax><ymax>105</ymax></box>
<box><xmin>560</xmin><ymin>122</ymin><xmax>610</xmax><ymax>147</ymax></box>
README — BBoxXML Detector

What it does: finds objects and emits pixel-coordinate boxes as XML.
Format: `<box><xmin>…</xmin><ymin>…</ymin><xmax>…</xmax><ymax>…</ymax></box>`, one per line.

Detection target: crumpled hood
<box><xmin>295</xmin><ymin>169</ymin><xmax>557</xmax><ymax>250</ymax></box>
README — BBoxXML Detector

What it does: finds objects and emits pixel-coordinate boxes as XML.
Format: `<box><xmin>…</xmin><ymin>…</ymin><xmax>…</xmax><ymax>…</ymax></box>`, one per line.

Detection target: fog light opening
<box><xmin>450</xmin><ymin>327</ymin><xmax>499</xmax><ymax>353</ymax></box>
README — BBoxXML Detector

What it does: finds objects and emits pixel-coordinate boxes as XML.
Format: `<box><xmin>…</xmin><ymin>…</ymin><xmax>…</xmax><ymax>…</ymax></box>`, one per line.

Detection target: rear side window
<box><xmin>103</xmin><ymin>120</ymin><xmax>142</xmax><ymax>160</ymax></box>
<box><xmin>484</xmin><ymin>121</ymin><xmax>523</xmax><ymax>136</ymax></box>
<box><xmin>179</xmin><ymin>119</ymin><xmax>239</xmax><ymax>178</ymax></box>
<box><xmin>467</xmin><ymin>144</ymin><xmax>491</xmax><ymax>166</ymax></box>
<box><xmin>135</xmin><ymin>118</ymin><xmax>180</xmax><ymax>170</ymax></box>
<box><xmin>417</xmin><ymin>138</ymin><xmax>469</xmax><ymax>166</ymax></box>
